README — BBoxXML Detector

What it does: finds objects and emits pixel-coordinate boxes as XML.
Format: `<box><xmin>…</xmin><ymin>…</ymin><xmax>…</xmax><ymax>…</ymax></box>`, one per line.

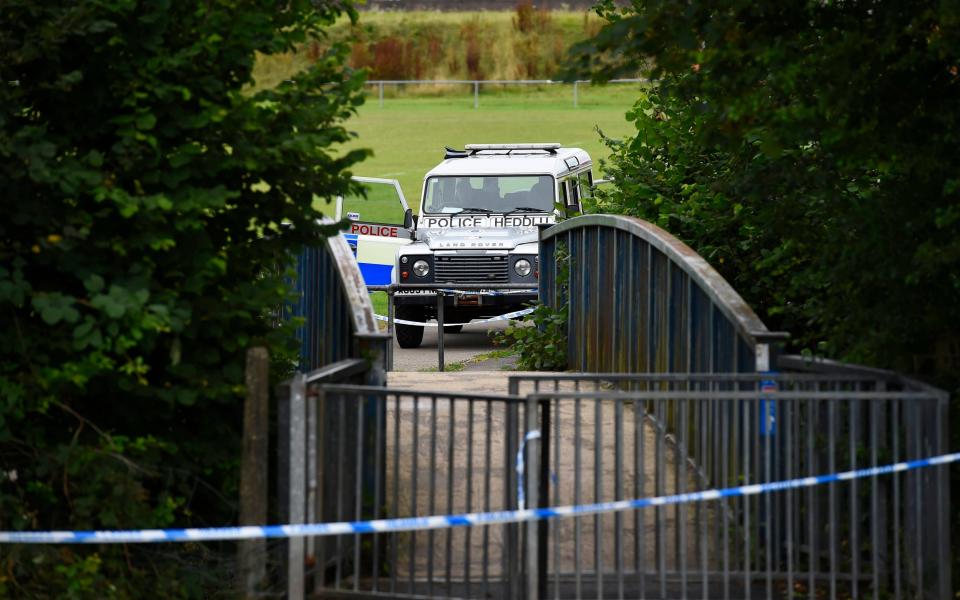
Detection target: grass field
<box><xmin>328</xmin><ymin>84</ymin><xmax>641</xmax><ymax>221</ymax></box>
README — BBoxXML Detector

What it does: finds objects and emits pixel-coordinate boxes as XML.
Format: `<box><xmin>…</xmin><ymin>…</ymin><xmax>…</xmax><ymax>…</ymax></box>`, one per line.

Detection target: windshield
<box><xmin>423</xmin><ymin>175</ymin><xmax>554</xmax><ymax>214</ymax></box>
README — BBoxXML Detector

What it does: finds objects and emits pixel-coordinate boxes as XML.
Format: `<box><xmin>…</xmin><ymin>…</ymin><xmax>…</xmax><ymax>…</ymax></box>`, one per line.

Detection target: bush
<box><xmin>575</xmin><ymin>1</ymin><xmax>960</xmax><ymax>580</ymax></box>
<box><xmin>494</xmin><ymin>243</ymin><xmax>568</xmax><ymax>371</ymax></box>
<box><xmin>0</xmin><ymin>1</ymin><xmax>367</xmax><ymax>595</ymax></box>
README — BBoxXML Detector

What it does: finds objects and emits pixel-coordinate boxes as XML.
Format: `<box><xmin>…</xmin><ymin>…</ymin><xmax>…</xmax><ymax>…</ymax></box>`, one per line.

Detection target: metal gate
<box><xmin>279</xmin><ymin>369</ymin><xmax>949</xmax><ymax>599</ymax></box>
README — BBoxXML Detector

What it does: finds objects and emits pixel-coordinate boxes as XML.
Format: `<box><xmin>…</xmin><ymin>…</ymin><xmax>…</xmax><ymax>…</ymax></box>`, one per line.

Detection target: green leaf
<box><xmin>135</xmin><ymin>113</ymin><xmax>157</xmax><ymax>131</ymax></box>
<box><xmin>84</xmin><ymin>274</ymin><xmax>105</xmax><ymax>293</ymax></box>
<box><xmin>32</xmin><ymin>293</ymin><xmax>80</xmax><ymax>325</ymax></box>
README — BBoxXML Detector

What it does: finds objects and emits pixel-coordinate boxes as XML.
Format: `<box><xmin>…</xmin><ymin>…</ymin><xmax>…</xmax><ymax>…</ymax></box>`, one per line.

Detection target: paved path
<box><xmin>389</xmin><ymin>321</ymin><xmax>515</xmax><ymax>372</ymax></box>
<box><xmin>387</xmin><ymin>370</ymin><xmax>519</xmax><ymax>393</ymax></box>
<box><xmin>381</xmin><ymin>371</ymin><xmax>703</xmax><ymax>581</ymax></box>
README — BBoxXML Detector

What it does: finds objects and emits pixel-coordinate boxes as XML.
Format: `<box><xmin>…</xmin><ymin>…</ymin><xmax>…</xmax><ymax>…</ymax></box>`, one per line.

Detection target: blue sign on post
<box><xmin>759</xmin><ymin>376</ymin><xmax>777</xmax><ymax>436</ymax></box>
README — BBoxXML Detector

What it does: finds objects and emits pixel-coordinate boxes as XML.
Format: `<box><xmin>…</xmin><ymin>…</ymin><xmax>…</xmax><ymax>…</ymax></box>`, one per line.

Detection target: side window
<box><xmin>577</xmin><ymin>171</ymin><xmax>593</xmax><ymax>201</ymax></box>
<box><xmin>555</xmin><ymin>179</ymin><xmax>568</xmax><ymax>214</ymax></box>
<box><xmin>556</xmin><ymin>176</ymin><xmax>582</xmax><ymax>219</ymax></box>
<box><xmin>567</xmin><ymin>178</ymin><xmax>580</xmax><ymax>205</ymax></box>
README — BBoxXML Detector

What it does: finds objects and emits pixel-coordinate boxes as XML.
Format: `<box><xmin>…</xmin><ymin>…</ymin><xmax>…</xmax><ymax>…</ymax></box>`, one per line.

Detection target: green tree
<box><xmin>573</xmin><ymin>0</ymin><xmax>960</xmax><ymax>583</ymax></box>
<box><xmin>574</xmin><ymin>0</ymin><xmax>960</xmax><ymax>379</ymax></box>
<box><xmin>0</xmin><ymin>1</ymin><xmax>366</xmax><ymax>595</ymax></box>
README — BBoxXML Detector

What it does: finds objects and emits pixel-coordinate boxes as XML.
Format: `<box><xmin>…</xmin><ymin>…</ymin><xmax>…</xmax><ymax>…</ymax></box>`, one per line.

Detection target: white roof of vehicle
<box><xmin>425</xmin><ymin>144</ymin><xmax>592</xmax><ymax>179</ymax></box>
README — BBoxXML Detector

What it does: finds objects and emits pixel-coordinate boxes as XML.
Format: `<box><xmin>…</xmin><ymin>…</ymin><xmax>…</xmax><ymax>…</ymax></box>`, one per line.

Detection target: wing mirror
<box><xmin>403</xmin><ymin>208</ymin><xmax>415</xmax><ymax>229</ymax></box>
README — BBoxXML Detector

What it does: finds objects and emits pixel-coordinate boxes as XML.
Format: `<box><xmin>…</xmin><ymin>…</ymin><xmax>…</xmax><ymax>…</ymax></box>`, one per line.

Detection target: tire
<box><xmin>443</xmin><ymin>325</ymin><xmax>463</xmax><ymax>334</ymax></box>
<box><xmin>395</xmin><ymin>305</ymin><xmax>424</xmax><ymax>349</ymax></box>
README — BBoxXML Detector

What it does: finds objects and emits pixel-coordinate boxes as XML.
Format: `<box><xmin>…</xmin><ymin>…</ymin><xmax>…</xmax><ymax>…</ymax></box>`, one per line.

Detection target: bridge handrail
<box><xmin>778</xmin><ymin>353</ymin><xmax>950</xmax><ymax>398</ymax></box>
<box><xmin>322</xmin><ymin>222</ymin><xmax>380</xmax><ymax>338</ymax></box>
<box><xmin>543</xmin><ymin>214</ymin><xmax>788</xmax><ymax>348</ymax></box>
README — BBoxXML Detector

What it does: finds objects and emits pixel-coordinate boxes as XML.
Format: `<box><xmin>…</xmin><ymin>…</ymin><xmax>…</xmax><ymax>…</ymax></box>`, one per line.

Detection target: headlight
<box><xmin>514</xmin><ymin>258</ymin><xmax>532</xmax><ymax>277</ymax></box>
<box><xmin>413</xmin><ymin>260</ymin><xmax>430</xmax><ymax>277</ymax></box>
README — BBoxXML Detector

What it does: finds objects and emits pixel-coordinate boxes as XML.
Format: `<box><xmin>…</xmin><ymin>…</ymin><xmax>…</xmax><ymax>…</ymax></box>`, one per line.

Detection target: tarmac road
<box><xmin>389</xmin><ymin>320</ymin><xmax>510</xmax><ymax>371</ymax></box>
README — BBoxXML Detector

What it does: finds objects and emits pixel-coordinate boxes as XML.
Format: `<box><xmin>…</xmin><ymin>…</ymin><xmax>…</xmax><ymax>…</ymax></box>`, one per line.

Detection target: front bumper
<box><xmin>392</xmin><ymin>288</ymin><xmax>537</xmax><ymax>312</ymax></box>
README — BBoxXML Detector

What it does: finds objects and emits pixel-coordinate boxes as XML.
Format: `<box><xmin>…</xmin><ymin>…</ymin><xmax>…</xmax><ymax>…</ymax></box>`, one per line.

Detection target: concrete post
<box><xmin>239</xmin><ymin>347</ymin><xmax>269</xmax><ymax>598</ymax></box>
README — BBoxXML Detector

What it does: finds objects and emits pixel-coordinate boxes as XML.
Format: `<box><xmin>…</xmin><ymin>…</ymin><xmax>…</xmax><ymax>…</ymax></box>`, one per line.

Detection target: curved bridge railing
<box><xmin>280</xmin><ymin>228</ymin><xmax>390</xmax><ymax>599</ymax></box>
<box><xmin>539</xmin><ymin>214</ymin><xmax>788</xmax><ymax>374</ymax></box>
<box><xmin>291</xmin><ymin>227</ymin><xmax>386</xmax><ymax>373</ymax></box>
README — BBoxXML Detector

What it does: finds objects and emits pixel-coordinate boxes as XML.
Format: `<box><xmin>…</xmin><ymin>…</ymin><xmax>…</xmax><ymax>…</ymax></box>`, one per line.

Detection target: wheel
<box><xmin>443</xmin><ymin>325</ymin><xmax>463</xmax><ymax>334</ymax></box>
<box><xmin>394</xmin><ymin>305</ymin><xmax>424</xmax><ymax>349</ymax></box>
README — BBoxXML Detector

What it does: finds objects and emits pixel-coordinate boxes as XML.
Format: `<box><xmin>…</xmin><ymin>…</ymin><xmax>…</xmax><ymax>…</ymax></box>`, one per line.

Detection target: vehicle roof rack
<box><xmin>444</xmin><ymin>146</ymin><xmax>469</xmax><ymax>159</ymax></box>
<box><xmin>464</xmin><ymin>143</ymin><xmax>561</xmax><ymax>155</ymax></box>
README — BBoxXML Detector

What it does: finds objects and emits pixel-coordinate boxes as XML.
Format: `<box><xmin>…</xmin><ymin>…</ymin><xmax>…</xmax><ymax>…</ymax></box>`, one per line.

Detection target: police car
<box><xmin>335</xmin><ymin>144</ymin><xmax>593</xmax><ymax>348</ymax></box>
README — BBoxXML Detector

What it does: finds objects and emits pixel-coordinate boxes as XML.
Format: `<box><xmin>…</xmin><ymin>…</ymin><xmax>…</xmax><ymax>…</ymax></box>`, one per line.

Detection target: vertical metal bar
<box><xmin>616</xmin><ymin>397</ymin><xmax>625</xmax><ymax>600</ymax></box>
<box><xmin>807</xmin><ymin>395</ymin><xmax>816</xmax><ymax>600</ymax></box>
<box><xmin>870</xmin><ymin>395</ymin><xmax>879</xmax><ymax>600</ymax></box>
<box><xmin>573</xmin><ymin>80</ymin><xmax>579</xmax><ymax>108</ymax></box>
<box><xmin>379</xmin><ymin>81</ymin><xmax>384</xmax><ymax>108</ymax></box>
<box><xmin>828</xmin><ymin>392</ymin><xmax>838</xmax><ymax>600</ymax></box>
<box><xmin>538</xmin><ymin>398</ymin><xmax>550</xmax><ymax>599</ymax></box>
<box><xmin>553</xmin><ymin>386</ymin><xmax>561</xmax><ymax>600</ymax></box>
<box><xmin>427</xmin><ymin>396</ymin><xmax>438</xmax><ymax>596</ymax></box>
<box><xmin>465</xmin><ymin>400</ymin><xmax>474</xmax><ymax>599</ymax></box>
<box><xmin>893</xmin><ymin>397</ymin><xmax>901</xmax><ymax>600</ymax></box>
<box><xmin>287</xmin><ymin>373</ymin><xmax>306</xmax><ymax>600</ymax></box>
<box><xmin>742</xmin><ymin>389</ymin><xmax>752</xmax><ymax>600</ymax></box>
<box><xmin>700</xmin><ymin>392</ymin><xmax>709</xmax><ymax>600</ymax></box>
<box><xmin>306</xmin><ymin>385</ymin><xmax>317</xmax><ymax>573</ymax></box>
<box><xmin>525</xmin><ymin>396</ymin><xmax>541</xmax><ymax>600</ymax></box>
<box><xmin>593</xmin><ymin>226</ymin><xmax>602</xmax><ymax>373</ymax></box>
<box><xmin>334</xmin><ymin>394</ymin><xmax>346</xmax><ymax>589</ymax></box>
<box><xmin>482</xmin><ymin>399</ymin><xmax>492</xmax><ymax>600</ymax></box>
<box><xmin>786</xmin><ymin>392</ymin><xmax>794</xmax><ymax>600</ymax></box>
<box><xmin>391</xmin><ymin>393</ymin><xmax>400</xmax><ymax>594</ymax></box>
<box><xmin>721</xmin><ymin>395</ymin><xmax>730</xmax><ymax>600</ymax></box>
<box><xmin>315</xmin><ymin>389</ymin><xmax>327</xmax><ymax>595</ymax></box>
<box><xmin>474</xmin><ymin>81</ymin><xmax>479</xmax><ymax>109</ymax></box>
<box><xmin>575</xmin><ymin>390</ymin><xmax>583</xmax><ymax>598</ymax></box>
<box><xmin>764</xmin><ymin>388</ymin><xmax>773</xmax><ymax>599</ymax></box>
<box><xmin>353</xmin><ymin>398</ymin><xmax>364</xmax><ymax>592</ymax></box>
<box><xmin>506</xmin><ymin>400</ymin><xmax>519</xmax><ymax>600</ymax></box>
<box><xmin>437</xmin><ymin>292</ymin><xmax>445</xmax><ymax>372</ymax></box>
<box><xmin>679</xmin><ymin>393</ymin><xmax>689</xmax><ymax>600</ymax></box>
<box><xmin>729</xmin><ymin>369</ymin><xmax>740</xmax><ymax>596</ymax></box>
<box><xmin>913</xmin><ymin>402</ymin><xmax>922</xmax><ymax>600</ymax></box>
<box><xmin>446</xmin><ymin>398</ymin><xmax>455</xmax><ymax>594</ymax></box>
<box><xmin>937</xmin><ymin>394</ymin><xmax>950</xmax><ymax>599</ymax></box>
<box><xmin>635</xmin><ymin>392</ymin><xmax>645</xmax><ymax>599</ymax></box>
<box><xmin>656</xmin><ymin>396</ymin><xmax>666</xmax><ymax>600</ymax></box>
<box><xmin>387</xmin><ymin>290</ymin><xmax>395</xmax><ymax>371</ymax></box>
<box><xmin>850</xmin><ymin>395</ymin><xmax>859</xmax><ymax>600</ymax></box>
<box><xmin>372</xmin><ymin>390</ymin><xmax>384</xmax><ymax>592</ymax></box>
<box><xmin>409</xmin><ymin>394</ymin><xmax>419</xmax><ymax>593</ymax></box>
<box><xmin>596</xmin><ymin>397</ymin><xmax>604</xmax><ymax>600</ymax></box>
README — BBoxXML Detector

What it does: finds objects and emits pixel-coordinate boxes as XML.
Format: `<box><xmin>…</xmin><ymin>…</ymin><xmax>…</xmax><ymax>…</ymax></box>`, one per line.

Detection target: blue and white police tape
<box><xmin>516</xmin><ymin>429</ymin><xmax>542</xmax><ymax>510</ymax></box>
<box><xmin>374</xmin><ymin>306</ymin><xmax>534</xmax><ymax>328</ymax></box>
<box><xmin>436</xmin><ymin>288</ymin><xmax>536</xmax><ymax>297</ymax></box>
<box><xmin>2</xmin><ymin>452</ymin><xmax>957</xmax><ymax>544</ymax></box>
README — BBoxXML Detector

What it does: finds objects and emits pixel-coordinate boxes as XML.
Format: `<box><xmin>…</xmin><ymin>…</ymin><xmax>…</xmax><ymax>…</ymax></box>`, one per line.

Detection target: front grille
<box><xmin>434</xmin><ymin>255</ymin><xmax>510</xmax><ymax>283</ymax></box>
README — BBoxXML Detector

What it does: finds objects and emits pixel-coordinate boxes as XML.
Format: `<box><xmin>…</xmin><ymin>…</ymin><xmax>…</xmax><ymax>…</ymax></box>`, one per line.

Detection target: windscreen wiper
<box><xmin>455</xmin><ymin>207</ymin><xmax>494</xmax><ymax>214</ymax></box>
<box><xmin>503</xmin><ymin>206</ymin><xmax>547</xmax><ymax>215</ymax></box>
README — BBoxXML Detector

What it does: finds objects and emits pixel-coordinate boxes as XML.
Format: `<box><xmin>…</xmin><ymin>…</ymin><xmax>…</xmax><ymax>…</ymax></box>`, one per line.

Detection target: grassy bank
<box><xmin>341</xmin><ymin>9</ymin><xmax>603</xmax><ymax>81</ymax></box>
<box><xmin>253</xmin><ymin>9</ymin><xmax>607</xmax><ymax>90</ymax></box>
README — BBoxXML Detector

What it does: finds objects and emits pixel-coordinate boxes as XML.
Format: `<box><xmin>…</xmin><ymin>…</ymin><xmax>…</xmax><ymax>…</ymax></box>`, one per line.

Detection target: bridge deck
<box><xmin>381</xmin><ymin>371</ymin><xmax>704</xmax><ymax>588</ymax></box>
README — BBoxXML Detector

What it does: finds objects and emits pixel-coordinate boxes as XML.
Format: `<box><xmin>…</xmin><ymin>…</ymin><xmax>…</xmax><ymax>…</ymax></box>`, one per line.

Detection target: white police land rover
<box><xmin>393</xmin><ymin>143</ymin><xmax>593</xmax><ymax>348</ymax></box>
